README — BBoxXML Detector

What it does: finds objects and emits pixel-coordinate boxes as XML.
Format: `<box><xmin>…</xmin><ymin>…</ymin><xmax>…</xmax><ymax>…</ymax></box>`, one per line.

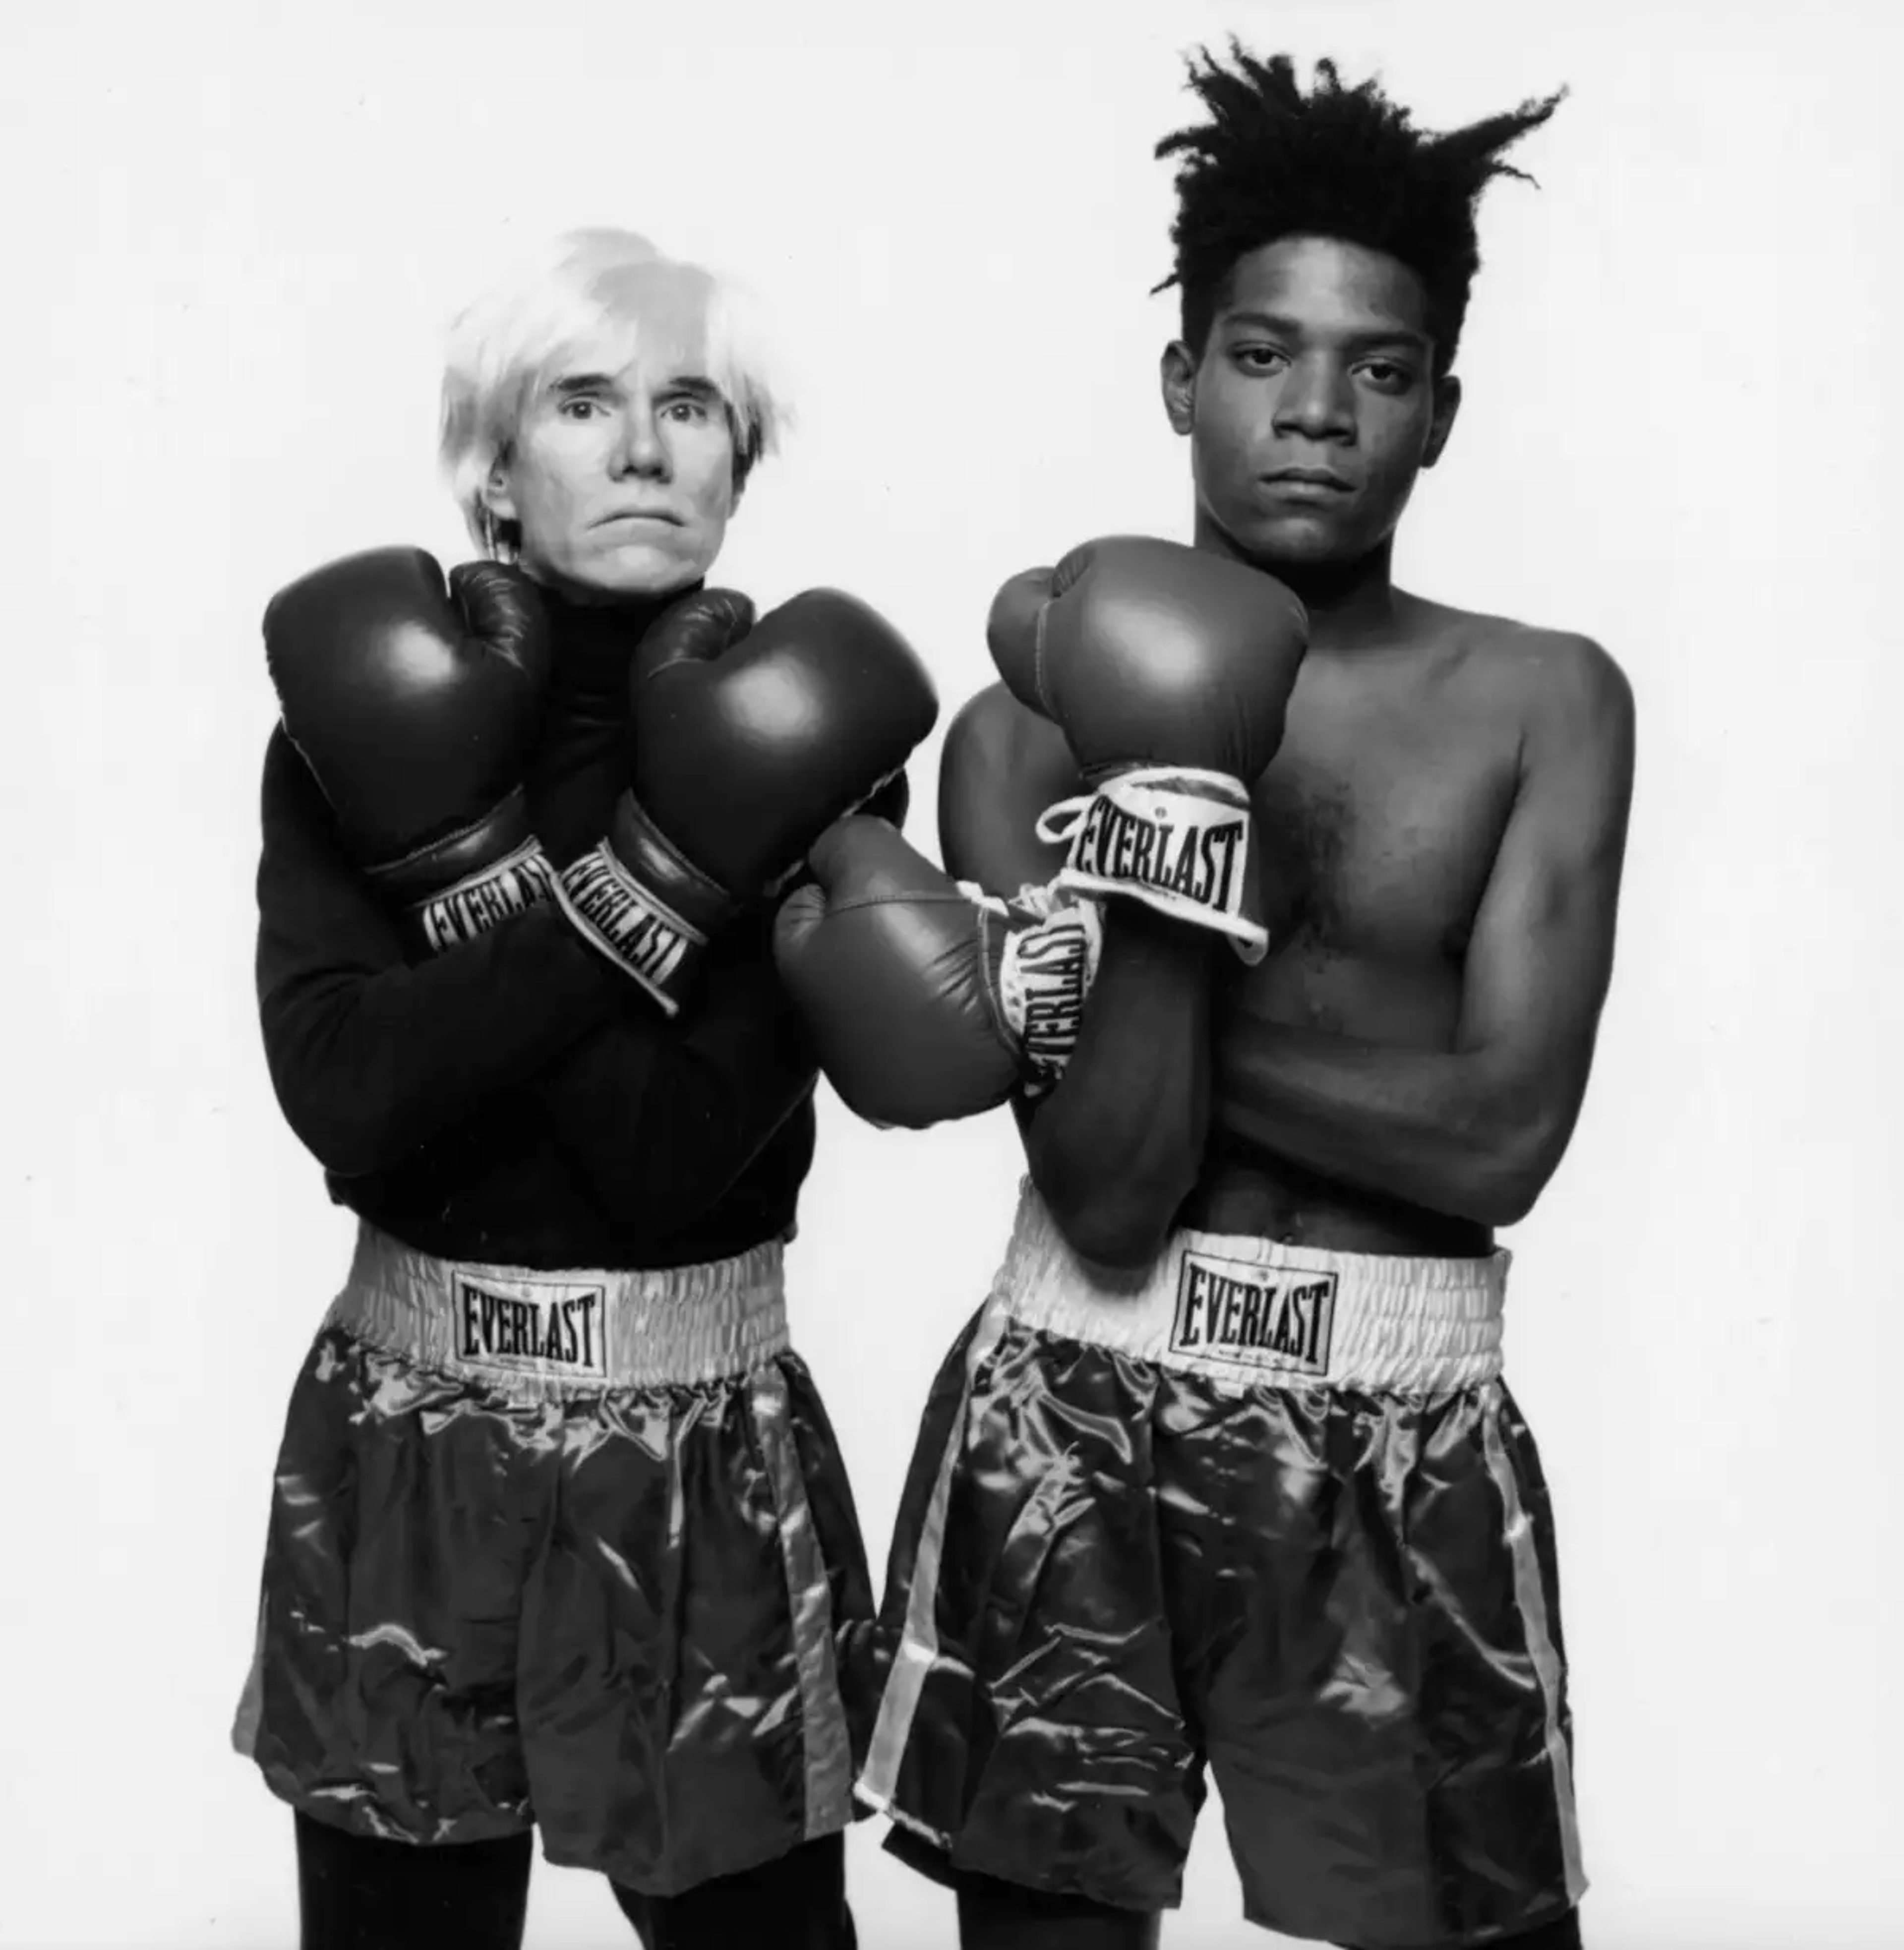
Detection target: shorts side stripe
<box><xmin>1481</xmin><ymin>1398</ymin><xmax>1588</xmax><ymax>1906</ymax></box>
<box><xmin>230</xmin><ymin>1589</ymin><xmax>267</xmax><ymax>1760</ymax></box>
<box><xmin>752</xmin><ymin>1363</ymin><xmax>855</xmax><ymax>1838</ymax></box>
<box><xmin>857</xmin><ymin>1306</ymin><xmax>1010</xmax><ymax>1818</ymax></box>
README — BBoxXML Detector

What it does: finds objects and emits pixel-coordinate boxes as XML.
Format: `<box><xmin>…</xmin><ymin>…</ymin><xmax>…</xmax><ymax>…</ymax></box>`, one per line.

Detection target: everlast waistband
<box><xmin>325</xmin><ymin>1223</ymin><xmax>791</xmax><ymax>1399</ymax></box>
<box><xmin>993</xmin><ymin>1181</ymin><xmax>1509</xmax><ymax>1393</ymax></box>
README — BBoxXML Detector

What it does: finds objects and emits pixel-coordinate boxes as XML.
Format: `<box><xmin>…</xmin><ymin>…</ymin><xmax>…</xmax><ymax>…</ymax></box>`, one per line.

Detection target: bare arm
<box><xmin>942</xmin><ymin>686</ymin><xmax>1215</xmax><ymax>1267</ymax></box>
<box><xmin>1017</xmin><ymin>910</ymin><xmax>1216</xmax><ymax>1266</ymax></box>
<box><xmin>1214</xmin><ymin>638</ymin><xmax>1636</xmax><ymax>1226</ymax></box>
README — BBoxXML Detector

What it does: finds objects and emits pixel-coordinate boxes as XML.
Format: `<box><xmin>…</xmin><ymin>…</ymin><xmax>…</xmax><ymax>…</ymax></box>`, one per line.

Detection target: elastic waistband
<box><xmin>990</xmin><ymin>1180</ymin><xmax>1510</xmax><ymax>1393</ymax></box>
<box><xmin>327</xmin><ymin>1224</ymin><xmax>789</xmax><ymax>1396</ymax></box>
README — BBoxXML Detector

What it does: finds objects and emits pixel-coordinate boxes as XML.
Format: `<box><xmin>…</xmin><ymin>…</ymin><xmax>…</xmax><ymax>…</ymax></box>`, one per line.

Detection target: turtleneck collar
<box><xmin>536</xmin><ymin>577</ymin><xmax>703</xmax><ymax>713</ymax></box>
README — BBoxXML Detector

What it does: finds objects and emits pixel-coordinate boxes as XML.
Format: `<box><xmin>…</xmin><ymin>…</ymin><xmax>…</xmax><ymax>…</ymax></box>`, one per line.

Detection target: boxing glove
<box><xmin>987</xmin><ymin>536</ymin><xmax>1308</xmax><ymax>961</ymax></box>
<box><xmin>265</xmin><ymin>547</ymin><xmax>557</xmax><ymax>952</ymax></box>
<box><xmin>773</xmin><ymin>816</ymin><xmax>1102</xmax><ymax>1128</ymax></box>
<box><xmin>556</xmin><ymin>589</ymin><xmax>939</xmax><ymax>1014</ymax></box>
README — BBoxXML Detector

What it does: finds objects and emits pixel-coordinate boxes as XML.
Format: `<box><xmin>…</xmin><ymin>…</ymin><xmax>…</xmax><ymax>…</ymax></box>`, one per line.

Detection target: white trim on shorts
<box><xmin>326</xmin><ymin>1222</ymin><xmax>789</xmax><ymax>1398</ymax></box>
<box><xmin>1482</xmin><ymin>1409</ymin><xmax>1589</xmax><ymax>1906</ymax></box>
<box><xmin>993</xmin><ymin>1177</ymin><xmax>1510</xmax><ymax>1392</ymax></box>
<box><xmin>856</xmin><ymin>1300</ymin><xmax>1013</xmax><ymax>1843</ymax></box>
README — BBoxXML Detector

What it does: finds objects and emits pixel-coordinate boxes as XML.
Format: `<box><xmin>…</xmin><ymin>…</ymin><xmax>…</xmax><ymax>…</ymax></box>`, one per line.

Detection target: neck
<box><xmin>1194</xmin><ymin>515</ymin><xmax>1403</xmax><ymax>652</ymax></box>
<box><xmin>537</xmin><ymin>574</ymin><xmax>654</xmax><ymax>609</ymax></box>
<box><xmin>529</xmin><ymin>575</ymin><xmax>699</xmax><ymax>705</ymax></box>
<box><xmin>532</xmin><ymin>575</ymin><xmax>694</xmax><ymax>622</ymax></box>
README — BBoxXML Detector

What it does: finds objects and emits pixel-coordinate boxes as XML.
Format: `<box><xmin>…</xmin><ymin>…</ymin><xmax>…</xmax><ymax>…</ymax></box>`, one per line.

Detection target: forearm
<box><xmin>1225</xmin><ymin>629</ymin><xmax>1634</xmax><ymax>1228</ymax></box>
<box><xmin>1022</xmin><ymin>904</ymin><xmax>1216</xmax><ymax>1267</ymax></box>
<box><xmin>1213</xmin><ymin>1021</ymin><xmax>1567</xmax><ymax>1226</ymax></box>
<box><xmin>262</xmin><ymin>905</ymin><xmax>621</xmax><ymax>1175</ymax></box>
<box><xmin>255</xmin><ymin>724</ymin><xmax>621</xmax><ymax>1173</ymax></box>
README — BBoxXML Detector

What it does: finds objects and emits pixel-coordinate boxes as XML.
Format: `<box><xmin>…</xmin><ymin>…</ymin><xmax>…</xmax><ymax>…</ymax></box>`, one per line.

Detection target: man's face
<box><xmin>1161</xmin><ymin>235</ymin><xmax>1460</xmax><ymax>573</ymax></box>
<box><xmin>487</xmin><ymin>294</ymin><xmax>737</xmax><ymax>601</ymax></box>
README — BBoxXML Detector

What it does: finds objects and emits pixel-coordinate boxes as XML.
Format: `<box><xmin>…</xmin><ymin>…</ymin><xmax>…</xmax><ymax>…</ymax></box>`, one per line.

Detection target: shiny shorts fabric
<box><xmin>860</xmin><ymin>1183</ymin><xmax>1584</xmax><ymax>1948</ymax></box>
<box><xmin>232</xmin><ymin>1225</ymin><xmax>875</xmax><ymax>1896</ymax></box>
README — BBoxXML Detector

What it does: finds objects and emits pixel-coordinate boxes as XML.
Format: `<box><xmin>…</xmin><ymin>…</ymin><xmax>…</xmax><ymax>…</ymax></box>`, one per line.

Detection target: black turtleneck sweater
<box><xmin>254</xmin><ymin>584</ymin><xmax>820</xmax><ymax>1271</ymax></box>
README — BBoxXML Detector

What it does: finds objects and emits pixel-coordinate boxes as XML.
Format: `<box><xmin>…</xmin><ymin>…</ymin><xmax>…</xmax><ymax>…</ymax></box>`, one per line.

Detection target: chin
<box><xmin>582</xmin><ymin>543</ymin><xmax>708</xmax><ymax>599</ymax></box>
<box><xmin>1221</xmin><ymin>513</ymin><xmax>1360</xmax><ymax>576</ymax></box>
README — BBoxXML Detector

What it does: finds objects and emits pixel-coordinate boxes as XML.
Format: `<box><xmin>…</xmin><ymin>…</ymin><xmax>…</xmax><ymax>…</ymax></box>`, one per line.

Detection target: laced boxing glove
<box><xmin>773</xmin><ymin>815</ymin><xmax>1102</xmax><ymax>1128</ymax></box>
<box><xmin>265</xmin><ymin>547</ymin><xmax>556</xmax><ymax>953</ymax></box>
<box><xmin>555</xmin><ymin>588</ymin><xmax>939</xmax><ymax>1014</ymax></box>
<box><xmin>986</xmin><ymin>535</ymin><xmax>1308</xmax><ymax>961</ymax></box>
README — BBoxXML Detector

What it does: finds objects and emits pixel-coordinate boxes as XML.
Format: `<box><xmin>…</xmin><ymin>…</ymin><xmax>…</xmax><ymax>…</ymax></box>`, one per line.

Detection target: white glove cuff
<box><xmin>1035</xmin><ymin>765</ymin><xmax>1267</xmax><ymax>964</ymax></box>
<box><xmin>554</xmin><ymin>842</ymin><xmax>710</xmax><ymax>1016</ymax></box>
<box><xmin>413</xmin><ymin>838</ymin><xmax>558</xmax><ymax>955</ymax></box>
<box><xmin>993</xmin><ymin>897</ymin><xmax>1103</xmax><ymax>1095</ymax></box>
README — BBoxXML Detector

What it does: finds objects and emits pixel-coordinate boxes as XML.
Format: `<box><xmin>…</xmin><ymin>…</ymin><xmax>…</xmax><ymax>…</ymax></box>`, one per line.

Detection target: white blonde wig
<box><xmin>439</xmin><ymin>228</ymin><xmax>790</xmax><ymax>554</ymax></box>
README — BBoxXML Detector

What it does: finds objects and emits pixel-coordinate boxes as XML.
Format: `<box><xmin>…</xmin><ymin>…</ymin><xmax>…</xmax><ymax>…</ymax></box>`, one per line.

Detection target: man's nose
<box><xmin>1272</xmin><ymin>358</ymin><xmax>1356</xmax><ymax>443</ymax></box>
<box><xmin>611</xmin><ymin>407</ymin><xmax>670</xmax><ymax>476</ymax></box>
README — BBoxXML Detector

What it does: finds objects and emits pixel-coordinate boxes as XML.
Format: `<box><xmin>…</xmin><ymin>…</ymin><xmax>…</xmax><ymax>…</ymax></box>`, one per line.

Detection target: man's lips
<box><xmin>1260</xmin><ymin>466</ymin><xmax>1353</xmax><ymax>491</ymax></box>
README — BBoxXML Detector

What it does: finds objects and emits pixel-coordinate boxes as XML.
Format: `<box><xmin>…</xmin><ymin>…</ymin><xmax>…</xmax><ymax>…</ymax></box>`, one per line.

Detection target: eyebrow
<box><xmin>550</xmin><ymin>372</ymin><xmax>724</xmax><ymax>400</ymax></box>
<box><xmin>1220</xmin><ymin>309</ymin><xmax>1430</xmax><ymax>351</ymax></box>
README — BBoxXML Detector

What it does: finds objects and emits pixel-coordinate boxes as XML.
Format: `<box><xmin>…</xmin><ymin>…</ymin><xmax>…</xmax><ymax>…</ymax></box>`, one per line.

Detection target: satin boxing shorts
<box><xmin>861</xmin><ymin>1181</ymin><xmax>1585</xmax><ymax>1948</ymax></box>
<box><xmin>233</xmin><ymin>1223</ymin><xmax>874</xmax><ymax>1896</ymax></box>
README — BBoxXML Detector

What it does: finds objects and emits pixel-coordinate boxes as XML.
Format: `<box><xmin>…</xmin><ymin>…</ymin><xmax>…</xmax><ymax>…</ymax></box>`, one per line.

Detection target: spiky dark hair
<box><xmin>1155</xmin><ymin>44</ymin><xmax>1565</xmax><ymax>372</ymax></box>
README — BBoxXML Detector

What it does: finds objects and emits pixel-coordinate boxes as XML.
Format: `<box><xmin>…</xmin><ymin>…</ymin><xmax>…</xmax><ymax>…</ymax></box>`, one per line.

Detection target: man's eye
<box><xmin>1233</xmin><ymin>346</ymin><xmax>1287</xmax><ymax>374</ymax></box>
<box><xmin>1361</xmin><ymin>362</ymin><xmax>1412</xmax><ymax>390</ymax></box>
<box><xmin>665</xmin><ymin>397</ymin><xmax>709</xmax><ymax>421</ymax></box>
<box><xmin>560</xmin><ymin>397</ymin><xmax>601</xmax><ymax>419</ymax></box>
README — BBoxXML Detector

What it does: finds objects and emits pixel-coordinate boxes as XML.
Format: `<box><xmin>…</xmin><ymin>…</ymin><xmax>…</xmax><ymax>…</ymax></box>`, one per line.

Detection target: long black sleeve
<box><xmin>257</xmin><ymin>722</ymin><xmax>818</xmax><ymax>1271</ymax></box>
<box><xmin>257</xmin><ymin>726</ymin><xmax>623</xmax><ymax>1176</ymax></box>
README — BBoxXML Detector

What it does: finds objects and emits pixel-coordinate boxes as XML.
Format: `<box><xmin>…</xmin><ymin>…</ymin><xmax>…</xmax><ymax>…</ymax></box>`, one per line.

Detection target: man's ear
<box><xmin>1422</xmin><ymin>373</ymin><xmax>1462</xmax><ymax>470</ymax></box>
<box><xmin>1160</xmin><ymin>340</ymin><xmax>1198</xmax><ymax>436</ymax></box>
<box><xmin>481</xmin><ymin>456</ymin><xmax>518</xmax><ymax>525</ymax></box>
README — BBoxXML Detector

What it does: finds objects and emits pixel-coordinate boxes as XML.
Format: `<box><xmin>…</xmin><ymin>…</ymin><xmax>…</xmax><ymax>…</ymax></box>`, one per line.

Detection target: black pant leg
<box><xmin>610</xmin><ymin>1834</ymin><xmax>855</xmax><ymax>1950</ymax></box>
<box><xmin>295</xmin><ymin>1810</ymin><xmax>533</xmax><ymax>1950</ymax></box>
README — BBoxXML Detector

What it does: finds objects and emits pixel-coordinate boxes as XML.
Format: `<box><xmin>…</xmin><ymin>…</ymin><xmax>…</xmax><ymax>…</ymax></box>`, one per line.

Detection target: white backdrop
<box><xmin>3</xmin><ymin>1</ymin><xmax>1898</xmax><ymax>1946</ymax></box>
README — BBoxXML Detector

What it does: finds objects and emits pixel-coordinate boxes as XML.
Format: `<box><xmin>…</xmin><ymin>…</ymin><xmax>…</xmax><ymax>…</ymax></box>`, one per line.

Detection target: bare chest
<box><xmin>1250</xmin><ymin>661</ymin><xmax>1522</xmax><ymax>971</ymax></box>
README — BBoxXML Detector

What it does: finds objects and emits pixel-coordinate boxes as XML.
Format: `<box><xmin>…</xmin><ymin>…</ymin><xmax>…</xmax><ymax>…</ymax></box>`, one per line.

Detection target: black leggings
<box><xmin>951</xmin><ymin>1868</ymin><xmax>1583</xmax><ymax>1950</ymax></box>
<box><xmin>294</xmin><ymin>1812</ymin><xmax>855</xmax><ymax>1950</ymax></box>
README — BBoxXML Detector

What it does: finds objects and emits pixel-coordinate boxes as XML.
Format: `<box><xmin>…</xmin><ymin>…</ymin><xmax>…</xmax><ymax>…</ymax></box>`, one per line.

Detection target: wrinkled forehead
<box><xmin>535</xmin><ymin>258</ymin><xmax>721</xmax><ymax>399</ymax></box>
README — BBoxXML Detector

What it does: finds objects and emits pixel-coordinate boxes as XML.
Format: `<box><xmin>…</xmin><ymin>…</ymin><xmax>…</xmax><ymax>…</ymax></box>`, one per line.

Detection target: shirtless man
<box><xmin>779</xmin><ymin>44</ymin><xmax>1632</xmax><ymax>1950</ymax></box>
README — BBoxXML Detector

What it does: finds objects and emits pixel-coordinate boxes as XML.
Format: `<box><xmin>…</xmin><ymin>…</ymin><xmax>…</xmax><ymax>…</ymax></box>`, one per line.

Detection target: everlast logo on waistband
<box><xmin>1014</xmin><ymin>917</ymin><xmax>1092</xmax><ymax>1078</ymax></box>
<box><xmin>1171</xmin><ymin>1251</ymin><xmax>1336</xmax><ymax>1378</ymax></box>
<box><xmin>1068</xmin><ymin>794</ymin><xmax>1246</xmax><ymax>918</ymax></box>
<box><xmin>562</xmin><ymin>850</ymin><xmax>693</xmax><ymax>993</ymax></box>
<box><xmin>420</xmin><ymin>850</ymin><xmax>557</xmax><ymax>954</ymax></box>
<box><xmin>456</xmin><ymin>1276</ymin><xmax>609</xmax><ymax>1378</ymax></box>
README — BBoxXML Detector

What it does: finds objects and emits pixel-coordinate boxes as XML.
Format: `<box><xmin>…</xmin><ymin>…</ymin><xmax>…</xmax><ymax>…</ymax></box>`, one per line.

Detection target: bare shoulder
<box><xmin>1511</xmin><ymin>627</ymin><xmax>1633</xmax><ymax>770</ymax></box>
<box><xmin>1426</xmin><ymin>600</ymin><xmax>1635</xmax><ymax>754</ymax></box>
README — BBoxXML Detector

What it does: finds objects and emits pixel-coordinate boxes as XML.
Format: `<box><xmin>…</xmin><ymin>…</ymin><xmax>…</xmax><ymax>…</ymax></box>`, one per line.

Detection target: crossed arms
<box><xmin>946</xmin><ymin>634</ymin><xmax>1637</xmax><ymax>1266</ymax></box>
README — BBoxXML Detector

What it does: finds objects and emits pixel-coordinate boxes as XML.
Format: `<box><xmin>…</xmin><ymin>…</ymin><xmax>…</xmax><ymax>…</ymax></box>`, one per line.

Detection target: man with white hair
<box><xmin>232</xmin><ymin>228</ymin><xmax>936</xmax><ymax>1950</ymax></box>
